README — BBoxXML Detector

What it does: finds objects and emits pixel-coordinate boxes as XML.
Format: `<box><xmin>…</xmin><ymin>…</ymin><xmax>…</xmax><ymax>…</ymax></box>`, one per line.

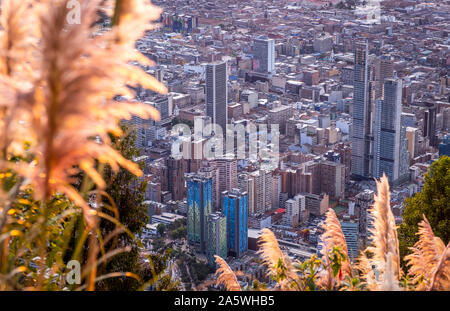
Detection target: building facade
<box><xmin>206</xmin><ymin>61</ymin><xmax>228</xmax><ymax>132</ymax></box>
<box><xmin>186</xmin><ymin>173</ymin><xmax>213</xmax><ymax>253</ymax></box>
<box><xmin>222</xmin><ymin>189</ymin><xmax>248</xmax><ymax>257</ymax></box>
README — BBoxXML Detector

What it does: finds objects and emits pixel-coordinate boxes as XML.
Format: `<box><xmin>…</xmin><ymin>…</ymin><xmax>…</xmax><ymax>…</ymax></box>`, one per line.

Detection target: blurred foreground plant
<box><xmin>0</xmin><ymin>0</ymin><xmax>167</xmax><ymax>290</ymax></box>
<box><xmin>215</xmin><ymin>174</ymin><xmax>450</xmax><ymax>291</ymax></box>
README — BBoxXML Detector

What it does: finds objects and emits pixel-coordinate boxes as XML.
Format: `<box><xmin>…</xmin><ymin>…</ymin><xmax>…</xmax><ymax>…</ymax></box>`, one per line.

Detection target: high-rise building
<box><xmin>283</xmin><ymin>194</ymin><xmax>305</xmax><ymax>227</ymax></box>
<box><xmin>206</xmin><ymin>61</ymin><xmax>228</xmax><ymax>132</ymax></box>
<box><xmin>423</xmin><ymin>104</ymin><xmax>437</xmax><ymax>147</ymax></box>
<box><xmin>253</xmin><ymin>36</ymin><xmax>275</xmax><ymax>74</ymax></box>
<box><xmin>405</xmin><ymin>127</ymin><xmax>419</xmax><ymax>160</ymax></box>
<box><xmin>206</xmin><ymin>212</ymin><xmax>227</xmax><ymax>267</ymax></box>
<box><xmin>439</xmin><ymin>135</ymin><xmax>450</xmax><ymax>157</ymax></box>
<box><xmin>351</xmin><ymin>42</ymin><xmax>372</xmax><ymax>179</ymax></box>
<box><xmin>238</xmin><ymin>173</ymin><xmax>255</xmax><ymax>215</ymax></box>
<box><xmin>355</xmin><ymin>189</ymin><xmax>374</xmax><ymax>246</ymax></box>
<box><xmin>373</xmin><ymin>78</ymin><xmax>410</xmax><ymax>185</ymax></box>
<box><xmin>185</xmin><ymin>173</ymin><xmax>213</xmax><ymax>253</ymax></box>
<box><xmin>340</xmin><ymin>215</ymin><xmax>359</xmax><ymax>260</ymax></box>
<box><xmin>213</xmin><ymin>154</ymin><xmax>238</xmax><ymax>204</ymax></box>
<box><xmin>222</xmin><ymin>189</ymin><xmax>248</xmax><ymax>257</ymax></box>
<box><xmin>376</xmin><ymin>54</ymin><xmax>394</xmax><ymax>99</ymax></box>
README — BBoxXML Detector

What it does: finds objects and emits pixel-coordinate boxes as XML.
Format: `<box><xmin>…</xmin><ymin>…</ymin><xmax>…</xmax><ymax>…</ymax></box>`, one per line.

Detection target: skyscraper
<box><xmin>206</xmin><ymin>212</ymin><xmax>227</xmax><ymax>267</ymax></box>
<box><xmin>351</xmin><ymin>42</ymin><xmax>371</xmax><ymax>179</ymax></box>
<box><xmin>373</xmin><ymin>78</ymin><xmax>409</xmax><ymax>185</ymax></box>
<box><xmin>340</xmin><ymin>215</ymin><xmax>359</xmax><ymax>260</ymax></box>
<box><xmin>253</xmin><ymin>36</ymin><xmax>275</xmax><ymax>74</ymax></box>
<box><xmin>185</xmin><ymin>173</ymin><xmax>213</xmax><ymax>253</ymax></box>
<box><xmin>439</xmin><ymin>135</ymin><xmax>450</xmax><ymax>157</ymax></box>
<box><xmin>222</xmin><ymin>189</ymin><xmax>248</xmax><ymax>257</ymax></box>
<box><xmin>355</xmin><ymin>189</ymin><xmax>374</xmax><ymax>246</ymax></box>
<box><xmin>376</xmin><ymin>54</ymin><xmax>394</xmax><ymax>99</ymax></box>
<box><xmin>206</xmin><ymin>61</ymin><xmax>228</xmax><ymax>132</ymax></box>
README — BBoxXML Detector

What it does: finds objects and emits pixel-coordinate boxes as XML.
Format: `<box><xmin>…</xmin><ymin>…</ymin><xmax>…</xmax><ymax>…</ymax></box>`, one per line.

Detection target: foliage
<box><xmin>399</xmin><ymin>156</ymin><xmax>450</xmax><ymax>269</ymax></box>
<box><xmin>95</xmin><ymin>125</ymin><xmax>150</xmax><ymax>291</ymax></box>
<box><xmin>157</xmin><ymin>223</ymin><xmax>166</xmax><ymax>237</ymax></box>
<box><xmin>0</xmin><ymin>0</ymin><xmax>167</xmax><ymax>291</ymax></box>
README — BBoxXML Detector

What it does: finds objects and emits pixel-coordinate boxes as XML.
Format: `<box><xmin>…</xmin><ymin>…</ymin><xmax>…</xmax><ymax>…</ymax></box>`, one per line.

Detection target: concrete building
<box><xmin>253</xmin><ymin>36</ymin><xmax>275</xmax><ymax>74</ymax></box>
<box><xmin>206</xmin><ymin>61</ymin><xmax>228</xmax><ymax>132</ymax></box>
<box><xmin>355</xmin><ymin>189</ymin><xmax>374</xmax><ymax>246</ymax></box>
<box><xmin>340</xmin><ymin>215</ymin><xmax>359</xmax><ymax>260</ymax></box>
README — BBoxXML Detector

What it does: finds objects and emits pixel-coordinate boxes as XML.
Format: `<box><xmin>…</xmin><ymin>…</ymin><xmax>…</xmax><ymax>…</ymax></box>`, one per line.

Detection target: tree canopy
<box><xmin>398</xmin><ymin>156</ymin><xmax>450</xmax><ymax>267</ymax></box>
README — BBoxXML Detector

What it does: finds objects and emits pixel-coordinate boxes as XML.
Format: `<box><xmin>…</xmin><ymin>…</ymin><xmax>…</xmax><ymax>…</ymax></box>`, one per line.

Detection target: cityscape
<box><xmin>128</xmin><ymin>0</ymin><xmax>449</xmax><ymax>291</ymax></box>
<box><xmin>0</xmin><ymin>0</ymin><xmax>448</xmax><ymax>295</ymax></box>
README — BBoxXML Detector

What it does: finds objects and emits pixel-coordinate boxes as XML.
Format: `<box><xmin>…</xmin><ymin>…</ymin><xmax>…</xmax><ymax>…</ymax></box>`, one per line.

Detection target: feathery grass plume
<box><xmin>405</xmin><ymin>215</ymin><xmax>449</xmax><ymax>290</ymax></box>
<box><xmin>257</xmin><ymin>228</ymin><xmax>300</xmax><ymax>290</ymax></box>
<box><xmin>428</xmin><ymin>244</ymin><xmax>449</xmax><ymax>291</ymax></box>
<box><xmin>19</xmin><ymin>0</ymin><xmax>165</xmax><ymax>226</ymax></box>
<box><xmin>214</xmin><ymin>255</ymin><xmax>241</xmax><ymax>291</ymax></box>
<box><xmin>0</xmin><ymin>0</ymin><xmax>39</xmax><ymax>160</ymax></box>
<box><xmin>317</xmin><ymin>209</ymin><xmax>352</xmax><ymax>289</ymax></box>
<box><xmin>356</xmin><ymin>174</ymin><xmax>401</xmax><ymax>290</ymax></box>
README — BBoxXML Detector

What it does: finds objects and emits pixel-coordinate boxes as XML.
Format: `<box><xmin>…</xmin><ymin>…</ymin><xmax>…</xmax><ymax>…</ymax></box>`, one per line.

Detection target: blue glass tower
<box><xmin>185</xmin><ymin>173</ymin><xmax>212</xmax><ymax>253</ymax></box>
<box><xmin>206</xmin><ymin>212</ymin><xmax>227</xmax><ymax>267</ymax></box>
<box><xmin>222</xmin><ymin>189</ymin><xmax>248</xmax><ymax>257</ymax></box>
<box><xmin>439</xmin><ymin>135</ymin><xmax>450</xmax><ymax>158</ymax></box>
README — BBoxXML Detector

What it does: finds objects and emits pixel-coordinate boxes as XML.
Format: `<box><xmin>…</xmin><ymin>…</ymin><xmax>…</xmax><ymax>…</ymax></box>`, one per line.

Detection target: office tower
<box><xmin>351</xmin><ymin>42</ymin><xmax>371</xmax><ymax>179</ymax></box>
<box><xmin>304</xmin><ymin>193</ymin><xmax>329</xmax><ymax>216</ymax></box>
<box><xmin>206</xmin><ymin>61</ymin><xmax>228</xmax><ymax>131</ymax></box>
<box><xmin>154</xmin><ymin>96</ymin><xmax>172</xmax><ymax>120</ymax></box>
<box><xmin>253</xmin><ymin>36</ymin><xmax>275</xmax><ymax>74</ymax></box>
<box><xmin>222</xmin><ymin>189</ymin><xmax>248</xmax><ymax>257</ymax></box>
<box><xmin>283</xmin><ymin>194</ymin><xmax>305</xmax><ymax>227</ymax></box>
<box><xmin>267</xmin><ymin>105</ymin><xmax>292</xmax><ymax>135</ymax></box>
<box><xmin>373</xmin><ymin>78</ymin><xmax>409</xmax><ymax>185</ymax></box>
<box><xmin>340</xmin><ymin>215</ymin><xmax>359</xmax><ymax>260</ymax></box>
<box><xmin>313</xmin><ymin>34</ymin><xmax>333</xmax><ymax>53</ymax></box>
<box><xmin>213</xmin><ymin>154</ymin><xmax>238</xmax><ymax>203</ymax></box>
<box><xmin>238</xmin><ymin>173</ymin><xmax>255</xmax><ymax>214</ymax></box>
<box><xmin>376</xmin><ymin>54</ymin><xmax>394</xmax><ymax>99</ymax></box>
<box><xmin>439</xmin><ymin>135</ymin><xmax>450</xmax><ymax>157</ymax></box>
<box><xmin>185</xmin><ymin>173</ymin><xmax>213</xmax><ymax>253</ymax></box>
<box><xmin>206</xmin><ymin>212</ymin><xmax>227</xmax><ymax>267</ymax></box>
<box><xmin>406</xmin><ymin>127</ymin><xmax>419</xmax><ymax>160</ymax></box>
<box><xmin>423</xmin><ymin>104</ymin><xmax>437</xmax><ymax>147</ymax></box>
<box><xmin>355</xmin><ymin>189</ymin><xmax>374</xmax><ymax>246</ymax></box>
<box><xmin>271</xmin><ymin>173</ymin><xmax>281</xmax><ymax>209</ymax></box>
<box><xmin>199</xmin><ymin>164</ymin><xmax>220</xmax><ymax>210</ymax></box>
<box><xmin>250</xmin><ymin>170</ymin><xmax>266</xmax><ymax>214</ymax></box>
<box><xmin>166</xmin><ymin>157</ymin><xmax>188</xmax><ymax>201</ymax></box>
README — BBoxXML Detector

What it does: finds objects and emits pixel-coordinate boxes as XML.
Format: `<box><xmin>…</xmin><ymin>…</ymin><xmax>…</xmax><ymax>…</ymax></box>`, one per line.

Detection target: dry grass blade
<box><xmin>357</xmin><ymin>174</ymin><xmax>401</xmax><ymax>290</ymax></box>
<box><xmin>12</xmin><ymin>0</ymin><xmax>166</xmax><ymax>227</ymax></box>
<box><xmin>428</xmin><ymin>243</ymin><xmax>450</xmax><ymax>291</ymax></box>
<box><xmin>257</xmin><ymin>228</ymin><xmax>300</xmax><ymax>290</ymax></box>
<box><xmin>214</xmin><ymin>255</ymin><xmax>241</xmax><ymax>291</ymax></box>
<box><xmin>317</xmin><ymin>209</ymin><xmax>352</xmax><ymax>288</ymax></box>
<box><xmin>405</xmin><ymin>215</ymin><xmax>446</xmax><ymax>290</ymax></box>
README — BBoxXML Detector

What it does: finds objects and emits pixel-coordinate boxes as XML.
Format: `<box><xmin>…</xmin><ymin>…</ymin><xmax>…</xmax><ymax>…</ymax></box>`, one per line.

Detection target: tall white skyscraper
<box><xmin>206</xmin><ymin>61</ymin><xmax>228</xmax><ymax>131</ymax></box>
<box><xmin>253</xmin><ymin>36</ymin><xmax>275</xmax><ymax>74</ymax></box>
<box><xmin>373</xmin><ymin>78</ymin><xmax>409</xmax><ymax>185</ymax></box>
<box><xmin>351</xmin><ymin>42</ymin><xmax>371</xmax><ymax>179</ymax></box>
